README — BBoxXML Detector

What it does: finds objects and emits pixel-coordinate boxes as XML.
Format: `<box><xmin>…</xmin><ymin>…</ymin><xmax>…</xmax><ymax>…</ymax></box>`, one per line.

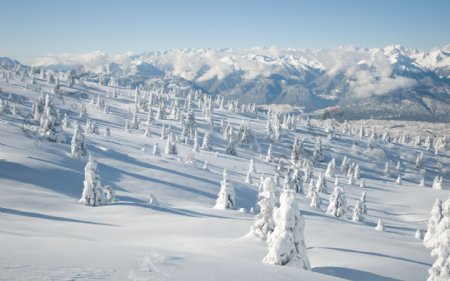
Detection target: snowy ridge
<box><xmin>0</xmin><ymin>64</ymin><xmax>450</xmax><ymax>280</ymax></box>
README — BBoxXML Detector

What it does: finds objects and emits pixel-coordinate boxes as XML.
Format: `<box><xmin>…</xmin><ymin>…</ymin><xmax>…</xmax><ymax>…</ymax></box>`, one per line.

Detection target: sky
<box><xmin>0</xmin><ymin>0</ymin><xmax>449</xmax><ymax>64</ymax></box>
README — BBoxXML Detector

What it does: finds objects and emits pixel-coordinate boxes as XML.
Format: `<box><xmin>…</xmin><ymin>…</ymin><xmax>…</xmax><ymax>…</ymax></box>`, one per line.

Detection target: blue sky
<box><xmin>0</xmin><ymin>0</ymin><xmax>449</xmax><ymax>64</ymax></box>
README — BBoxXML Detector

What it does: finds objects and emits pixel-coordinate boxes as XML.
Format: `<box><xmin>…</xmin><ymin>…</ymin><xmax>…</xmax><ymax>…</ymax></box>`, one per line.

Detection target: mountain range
<box><xmin>4</xmin><ymin>45</ymin><xmax>450</xmax><ymax>121</ymax></box>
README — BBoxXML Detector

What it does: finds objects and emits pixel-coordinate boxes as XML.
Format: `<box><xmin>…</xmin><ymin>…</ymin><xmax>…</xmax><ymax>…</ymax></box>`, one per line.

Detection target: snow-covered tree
<box><xmin>315</xmin><ymin>172</ymin><xmax>327</xmax><ymax>193</ymax></box>
<box><xmin>245</xmin><ymin>170</ymin><xmax>253</xmax><ymax>184</ymax></box>
<box><xmin>395</xmin><ymin>174</ymin><xmax>402</xmax><ymax>185</ymax></box>
<box><xmin>360</xmin><ymin>192</ymin><xmax>367</xmax><ymax>215</ymax></box>
<box><xmin>225</xmin><ymin>139</ymin><xmax>237</xmax><ymax>156</ymax></box>
<box><xmin>71</xmin><ymin>123</ymin><xmax>88</xmax><ymax>158</ymax></box>
<box><xmin>427</xmin><ymin>198</ymin><xmax>450</xmax><ymax>281</ymax></box>
<box><xmin>153</xmin><ymin>142</ymin><xmax>161</xmax><ymax>156</ymax></box>
<box><xmin>416</xmin><ymin>152</ymin><xmax>425</xmax><ymax>169</ymax></box>
<box><xmin>263</xmin><ymin>189</ymin><xmax>311</xmax><ymax>270</ymax></box>
<box><xmin>352</xmin><ymin>200</ymin><xmax>364</xmax><ymax>222</ymax></box>
<box><xmin>340</xmin><ymin>155</ymin><xmax>350</xmax><ymax>174</ymax></box>
<box><xmin>432</xmin><ymin>176</ymin><xmax>443</xmax><ymax>190</ymax></box>
<box><xmin>103</xmin><ymin>185</ymin><xmax>115</xmax><ymax>204</ymax></box>
<box><xmin>79</xmin><ymin>103</ymin><xmax>87</xmax><ymax>117</ymax></box>
<box><xmin>201</xmin><ymin>132</ymin><xmax>212</xmax><ymax>151</ymax></box>
<box><xmin>384</xmin><ymin>161</ymin><xmax>390</xmax><ymax>177</ymax></box>
<box><xmin>312</xmin><ymin>137</ymin><xmax>323</xmax><ymax>165</ymax></box>
<box><xmin>143</xmin><ymin>124</ymin><xmax>151</xmax><ymax>137</ymax></box>
<box><xmin>310</xmin><ymin>188</ymin><xmax>321</xmax><ymax>209</ymax></box>
<box><xmin>156</xmin><ymin>102</ymin><xmax>166</xmax><ymax>120</ymax></box>
<box><xmin>249</xmin><ymin>159</ymin><xmax>257</xmax><ymax>174</ymax></box>
<box><xmin>214</xmin><ymin>169</ymin><xmax>236</xmax><ymax>209</ymax></box>
<box><xmin>39</xmin><ymin>94</ymin><xmax>65</xmax><ymax>143</ymax></box>
<box><xmin>348</xmin><ymin>172</ymin><xmax>356</xmax><ymax>186</ymax></box>
<box><xmin>251</xmin><ymin>177</ymin><xmax>278</xmax><ymax>240</ymax></box>
<box><xmin>192</xmin><ymin>130</ymin><xmax>200</xmax><ymax>152</ymax></box>
<box><xmin>292</xmin><ymin>168</ymin><xmax>303</xmax><ymax>193</ymax></box>
<box><xmin>124</xmin><ymin>120</ymin><xmax>131</xmax><ymax>133</ymax></box>
<box><xmin>306</xmin><ymin>178</ymin><xmax>315</xmax><ymax>199</ymax></box>
<box><xmin>62</xmin><ymin>113</ymin><xmax>71</xmax><ymax>129</ymax></box>
<box><xmin>375</xmin><ymin>219</ymin><xmax>385</xmax><ymax>231</ymax></box>
<box><xmin>79</xmin><ymin>154</ymin><xmax>107</xmax><ymax>206</ymax></box>
<box><xmin>131</xmin><ymin>113</ymin><xmax>139</xmax><ymax>130</ymax></box>
<box><xmin>283</xmin><ymin>172</ymin><xmax>293</xmax><ymax>191</ymax></box>
<box><xmin>266</xmin><ymin>144</ymin><xmax>273</xmax><ymax>163</ymax></box>
<box><xmin>203</xmin><ymin>160</ymin><xmax>209</xmax><ymax>171</ymax></box>
<box><xmin>149</xmin><ymin>194</ymin><xmax>160</xmax><ymax>206</ymax></box>
<box><xmin>354</xmin><ymin>164</ymin><xmax>361</xmax><ymax>179</ymax></box>
<box><xmin>420</xmin><ymin>176</ymin><xmax>426</xmax><ymax>187</ymax></box>
<box><xmin>327</xmin><ymin>186</ymin><xmax>347</xmax><ymax>218</ymax></box>
<box><xmin>424</xmin><ymin>199</ymin><xmax>443</xmax><ymax>249</ymax></box>
<box><xmin>325</xmin><ymin>159</ymin><xmax>335</xmax><ymax>178</ymax></box>
<box><xmin>360</xmin><ymin>178</ymin><xmax>366</xmax><ymax>188</ymax></box>
<box><xmin>165</xmin><ymin>133</ymin><xmax>177</xmax><ymax>155</ymax></box>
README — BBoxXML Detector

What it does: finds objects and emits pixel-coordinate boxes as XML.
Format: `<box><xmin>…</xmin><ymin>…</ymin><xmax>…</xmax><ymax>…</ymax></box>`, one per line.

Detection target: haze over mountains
<box><xmin>5</xmin><ymin>44</ymin><xmax>450</xmax><ymax>121</ymax></box>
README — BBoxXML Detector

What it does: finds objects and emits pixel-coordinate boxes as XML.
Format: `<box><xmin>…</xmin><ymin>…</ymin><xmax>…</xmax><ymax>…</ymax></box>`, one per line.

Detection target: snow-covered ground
<box><xmin>0</xmin><ymin>73</ymin><xmax>448</xmax><ymax>281</ymax></box>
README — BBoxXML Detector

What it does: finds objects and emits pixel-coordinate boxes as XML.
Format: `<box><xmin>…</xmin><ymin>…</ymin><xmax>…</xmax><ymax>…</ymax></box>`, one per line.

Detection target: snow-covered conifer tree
<box><xmin>131</xmin><ymin>113</ymin><xmax>139</xmax><ymax>130</ymax></box>
<box><xmin>266</xmin><ymin>143</ymin><xmax>273</xmax><ymax>163</ymax></box>
<box><xmin>375</xmin><ymin>219</ymin><xmax>385</xmax><ymax>231</ymax></box>
<box><xmin>249</xmin><ymin>159</ymin><xmax>257</xmax><ymax>174</ymax></box>
<box><xmin>165</xmin><ymin>133</ymin><xmax>177</xmax><ymax>155</ymax></box>
<box><xmin>39</xmin><ymin>94</ymin><xmax>65</xmax><ymax>143</ymax></box>
<box><xmin>143</xmin><ymin>124</ymin><xmax>151</xmax><ymax>137</ymax></box>
<box><xmin>225</xmin><ymin>139</ymin><xmax>237</xmax><ymax>156</ymax></box>
<box><xmin>201</xmin><ymin>132</ymin><xmax>212</xmax><ymax>151</ymax></box>
<box><xmin>352</xmin><ymin>200</ymin><xmax>364</xmax><ymax>222</ymax></box>
<box><xmin>419</xmin><ymin>176</ymin><xmax>426</xmax><ymax>187</ymax></box>
<box><xmin>354</xmin><ymin>164</ymin><xmax>361</xmax><ymax>179</ymax></box>
<box><xmin>432</xmin><ymin>176</ymin><xmax>443</xmax><ymax>190</ymax></box>
<box><xmin>384</xmin><ymin>161</ymin><xmax>390</xmax><ymax>177</ymax></box>
<box><xmin>428</xmin><ymin>198</ymin><xmax>450</xmax><ymax>281</ymax></box>
<box><xmin>416</xmin><ymin>152</ymin><xmax>425</xmax><ymax>169</ymax></box>
<box><xmin>306</xmin><ymin>178</ymin><xmax>315</xmax><ymax>198</ymax></box>
<box><xmin>214</xmin><ymin>169</ymin><xmax>236</xmax><ymax>209</ymax></box>
<box><xmin>340</xmin><ymin>155</ymin><xmax>350</xmax><ymax>174</ymax></box>
<box><xmin>310</xmin><ymin>188</ymin><xmax>321</xmax><ymax>209</ymax></box>
<box><xmin>360</xmin><ymin>192</ymin><xmax>367</xmax><ymax>214</ymax></box>
<box><xmin>153</xmin><ymin>142</ymin><xmax>161</xmax><ymax>156</ymax></box>
<box><xmin>315</xmin><ymin>172</ymin><xmax>327</xmax><ymax>193</ymax></box>
<box><xmin>71</xmin><ymin>123</ymin><xmax>88</xmax><ymax>158</ymax></box>
<box><xmin>62</xmin><ymin>113</ymin><xmax>71</xmax><ymax>129</ymax></box>
<box><xmin>251</xmin><ymin>177</ymin><xmax>278</xmax><ymax>240</ymax></box>
<box><xmin>348</xmin><ymin>172</ymin><xmax>356</xmax><ymax>186</ymax></box>
<box><xmin>103</xmin><ymin>185</ymin><xmax>115</xmax><ymax>204</ymax></box>
<box><xmin>263</xmin><ymin>190</ymin><xmax>311</xmax><ymax>270</ymax></box>
<box><xmin>124</xmin><ymin>120</ymin><xmax>131</xmax><ymax>133</ymax></box>
<box><xmin>424</xmin><ymin>199</ymin><xmax>443</xmax><ymax>249</ymax></box>
<box><xmin>79</xmin><ymin>154</ymin><xmax>106</xmax><ymax>206</ymax></box>
<box><xmin>325</xmin><ymin>159</ymin><xmax>335</xmax><ymax>178</ymax></box>
<box><xmin>292</xmin><ymin>168</ymin><xmax>303</xmax><ymax>193</ymax></box>
<box><xmin>192</xmin><ymin>130</ymin><xmax>200</xmax><ymax>152</ymax></box>
<box><xmin>327</xmin><ymin>186</ymin><xmax>347</xmax><ymax>218</ymax></box>
<box><xmin>396</xmin><ymin>174</ymin><xmax>402</xmax><ymax>185</ymax></box>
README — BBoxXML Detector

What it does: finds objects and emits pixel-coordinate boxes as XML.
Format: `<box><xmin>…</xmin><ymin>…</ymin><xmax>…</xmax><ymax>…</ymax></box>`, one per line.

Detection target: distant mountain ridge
<box><xmin>4</xmin><ymin>45</ymin><xmax>450</xmax><ymax>121</ymax></box>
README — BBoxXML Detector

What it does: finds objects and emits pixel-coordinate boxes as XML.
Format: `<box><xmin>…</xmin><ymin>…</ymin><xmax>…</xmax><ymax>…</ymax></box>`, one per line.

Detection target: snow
<box><xmin>0</xmin><ymin>72</ymin><xmax>449</xmax><ymax>280</ymax></box>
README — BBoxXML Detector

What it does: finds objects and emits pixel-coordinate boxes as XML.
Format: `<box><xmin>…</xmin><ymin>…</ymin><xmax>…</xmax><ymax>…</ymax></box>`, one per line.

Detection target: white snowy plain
<box><xmin>0</xmin><ymin>75</ymin><xmax>449</xmax><ymax>281</ymax></box>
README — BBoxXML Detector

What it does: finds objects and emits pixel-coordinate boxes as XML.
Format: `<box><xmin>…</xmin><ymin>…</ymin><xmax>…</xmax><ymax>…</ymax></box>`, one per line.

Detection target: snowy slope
<box><xmin>0</xmin><ymin>70</ymin><xmax>449</xmax><ymax>281</ymax></box>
